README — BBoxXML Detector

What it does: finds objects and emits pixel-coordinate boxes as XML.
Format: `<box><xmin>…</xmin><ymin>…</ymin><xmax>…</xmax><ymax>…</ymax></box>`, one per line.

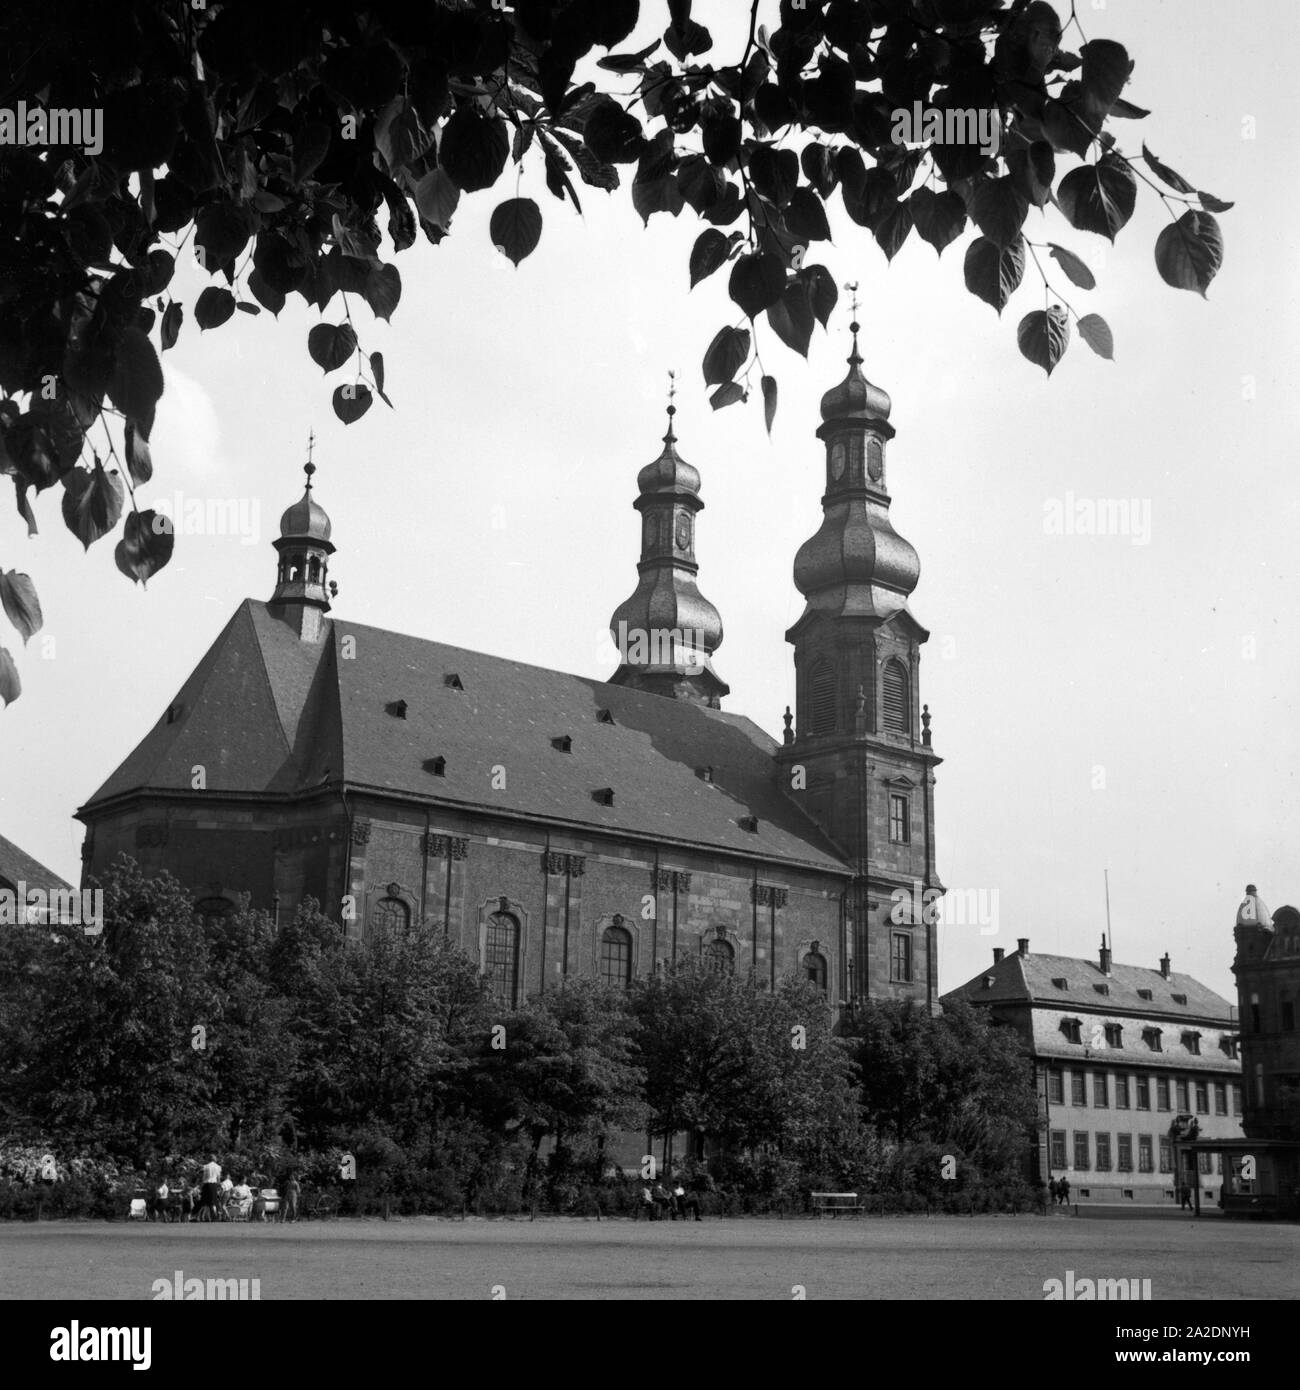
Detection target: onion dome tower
<box><xmin>776</xmin><ymin>297</ymin><xmax>942</xmax><ymax>1013</ymax></box>
<box><xmin>269</xmin><ymin>433</ymin><xmax>335</xmax><ymax>642</ymax></box>
<box><xmin>609</xmin><ymin>376</ymin><xmax>728</xmax><ymax>707</ymax></box>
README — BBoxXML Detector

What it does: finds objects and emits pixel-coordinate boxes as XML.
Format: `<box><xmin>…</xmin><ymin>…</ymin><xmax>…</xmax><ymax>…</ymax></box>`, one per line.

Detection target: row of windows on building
<box><xmin>809</xmin><ymin>658</ymin><xmax>911</xmax><ymax>737</ymax></box>
<box><xmin>1047</xmin><ymin>1068</ymin><xmax>1242</xmax><ymax>1117</ymax></box>
<box><xmin>1050</xmin><ymin>1131</ymin><xmax>1225</xmax><ymax>1176</ymax></box>
<box><xmin>1057</xmin><ymin>1017</ymin><xmax>1237</xmax><ymax>1056</ymax></box>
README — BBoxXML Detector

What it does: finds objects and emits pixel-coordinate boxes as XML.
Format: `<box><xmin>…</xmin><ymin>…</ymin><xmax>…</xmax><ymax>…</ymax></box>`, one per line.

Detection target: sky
<box><xmin>2</xmin><ymin>0</ymin><xmax>1297</xmax><ymax>1003</ymax></box>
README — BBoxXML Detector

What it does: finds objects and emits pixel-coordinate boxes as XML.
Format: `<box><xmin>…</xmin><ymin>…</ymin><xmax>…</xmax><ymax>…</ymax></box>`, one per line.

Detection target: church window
<box><xmin>704</xmin><ymin>938</ymin><xmax>734</xmax><ymax>976</ymax></box>
<box><xmin>889</xmin><ymin>931</ymin><xmax>912</xmax><ymax>983</ymax></box>
<box><xmin>289</xmin><ymin>555</ymin><xmax>305</xmax><ymax>582</ymax></box>
<box><xmin>882</xmin><ymin>660</ymin><xmax>909</xmax><ymax>734</ymax></box>
<box><xmin>308</xmin><ymin>556</ymin><xmax>321</xmax><ymax>583</ymax></box>
<box><xmin>810</xmin><ymin>660</ymin><xmax>836</xmax><ymax>735</ymax></box>
<box><xmin>600</xmin><ymin>925</ymin><xmax>632</xmax><ymax>990</ymax></box>
<box><xmin>802</xmin><ymin>951</ymin><xmax>827</xmax><ymax>994</ymax></box>
<box><xmin>369</xmin><ymin>896</ymin><xmax>410</xmax><ymax>940</ymax></box>
<box><xmin>888</xmin><ymin>794</ymin><xmax>909</xmax><ymax>844</ymax></box>
<box><xmin>195</xmin><ymin>896</ymin><xmax>233</xmax><ymax>931</ymax></box>
<box><xmin>485</xmin><ymin>911</ymin><xmax>520</xmax><ymax>1008</ymax></box>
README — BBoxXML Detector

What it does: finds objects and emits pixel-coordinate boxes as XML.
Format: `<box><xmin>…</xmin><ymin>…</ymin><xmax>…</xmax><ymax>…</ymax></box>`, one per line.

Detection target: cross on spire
<box><xmin>844</xmin><ymin>281</ymin><xmax>862</xmax><ymax>365</ymax></box>
<box><xmin>664</xmin><ymin>368</ymin><xmax>678</xmax><ymax>443</ymax></box>
<box><xmin>304</xmin><ymin>428</ymin><xmax>316</xmax><ymax>488</ymax></box>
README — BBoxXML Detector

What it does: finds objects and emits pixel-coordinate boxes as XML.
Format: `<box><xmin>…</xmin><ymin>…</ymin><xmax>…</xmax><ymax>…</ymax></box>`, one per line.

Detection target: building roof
<box><xmin>943</xmin><ymin>949</ymin><xmax>1235</xmax><ymax>1023</ymax></box>
<box><xmin>0</xmin><ymin>832</ymin><xmax>72</xmax><ymax>891</ymax></box>
<box><xmin>79</xmin><ymin>601</ymin><xmax>853</xmax><ymax>875</ymax></box>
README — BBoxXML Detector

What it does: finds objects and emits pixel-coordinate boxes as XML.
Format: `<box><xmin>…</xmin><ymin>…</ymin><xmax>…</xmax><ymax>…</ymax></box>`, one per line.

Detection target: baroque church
<box><xmin>77</xmin><ymin>322</ymin><xmax>944</xmax><ymax>1020</ymax></box>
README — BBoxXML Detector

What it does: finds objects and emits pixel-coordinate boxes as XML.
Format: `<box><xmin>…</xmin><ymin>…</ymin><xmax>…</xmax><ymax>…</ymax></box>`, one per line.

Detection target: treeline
<box><xmin>0</xmin><ymin>860</ymin><xmax>1041</xmax><ymax>1217</ymax></box>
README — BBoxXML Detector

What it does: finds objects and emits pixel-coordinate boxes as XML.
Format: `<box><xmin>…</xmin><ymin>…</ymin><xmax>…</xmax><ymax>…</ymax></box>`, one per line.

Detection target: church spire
<box><xmin>269</xmin><ymin>436</ymin><xmax>335</xmax><ymax>642</ymax></box>
<box><xmin>608</xmin><ymin>375</ymin><xmax>728</xmax><ymax>707</ymax></box>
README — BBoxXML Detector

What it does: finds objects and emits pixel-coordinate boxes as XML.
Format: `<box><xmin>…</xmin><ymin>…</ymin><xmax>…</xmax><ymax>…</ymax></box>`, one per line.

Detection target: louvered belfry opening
<box><xmin>882</xmin><ymin>659</ymin><xmax>909</xmax><ymax>734</ymax></box>
<box><xmin>810</xmin><ymin>659</ymin><xmax>836</xmax><ymax>735</ymax></box>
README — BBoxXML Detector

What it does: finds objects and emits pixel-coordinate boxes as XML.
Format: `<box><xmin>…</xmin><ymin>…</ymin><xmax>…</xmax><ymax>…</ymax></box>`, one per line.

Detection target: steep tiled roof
<box><xmin>0</xmin><ymin>832</ymin><xmax>72</xmax><ymax>891</ymax></box>
<box><xmin>80</xmin><ymin>601</ymin><xmax>851</xmax><ymax>874</ymax></box>
<box><xmin>944</xmin><ymin>950</ymin><xmax>1234</xmax><ymax>1022</ymax></box>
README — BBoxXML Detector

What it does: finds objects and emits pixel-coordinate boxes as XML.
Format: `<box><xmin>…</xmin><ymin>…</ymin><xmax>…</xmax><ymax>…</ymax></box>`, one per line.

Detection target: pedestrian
<box><xmin>281</xmin><ymin>1172</ymin><xmax>301</xmax><ymax>1224</ymax></box>
<box><xmin>199</xmin><ymin>1155</ymin><xmax>222</xmax><ymax>1222</ymax></box>
<box><xmin>1058</xmin><ymin>1176</ymin><xmax>1070</xmax><ymax>1206</ymax></box>
<box><xmin>1048</xmin><ymin>1176</ymin><xmax>1059</xmax><ymax>1206</ymax></box>
<box><xmin>1179</xmin><ymin>1182</ymin><xmax>1193</xmax><ymax>1211</ymax></box>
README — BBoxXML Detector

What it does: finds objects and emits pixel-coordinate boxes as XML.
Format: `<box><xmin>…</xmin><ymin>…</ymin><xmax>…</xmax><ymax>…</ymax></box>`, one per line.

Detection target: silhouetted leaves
<box><xmin>701</xmin><ymin>326</ymin><xmax>749</xmax><ymax>385</ymax></box>
<box><xmin>439</xmin><ymin>108</ymin><xmax>510</xmax><ymax>192</ymax></box>
<box><xmin>908</xmin><ymin>188</ymin><xmax>966</xmax><ymax>255</ymax></box>
<box><xmin>1048</xmin><ymin>244</ymin><xmax>1096</xmax><ymax>290</ymax></box>
<box><xmin>1077</xmin><ymin>313</ymin><xmax>1115</xmax><ymax>359</ymax></box>
<box><xmin>729</xmin><ymin>252</ymin><xmax>785</xmax><ymax>317</ymax></box>
<box><xmin>114</xmin><ymin>509</ymin><xmax>174</xmax><ymax>586</ymax></box>
<box><xmin>689</xmin><ymin>228</ymin><xmax>731</xmax><ymax>288</ymax></box>
<box><xmin>964</xmin><ymin>236</ymin><xmax>1027</xmax><ymax>314</ymax></box>
<box><xmin>332</xmin><ymin>383</ymin><xmax>374</xmax><ymax>424</ymax></box>
<box><xmin>0</xmin><ymin>571</ymin><xmax>42</xmax><ymax>645</ymax></box>
<box><xmin>1017</xmin><ymin>306</ymin><xmax>1071</xmax><ymax>375</ymax></box>
<box><xmin>761</xmin><ymin>374</ymin><xmax>778</xmax><ymax>435</ymax></box>
<box><xmin>308</xmin><ymin>323</ymin><xmax>358</xmax><ymax>374</ymax></box>
<box><xmin>194</xmin><ymin>286</ymin><xmax>236</xmax><ymax>331</ymax></box>
<box><xmin>490</xmin><ymin>199</ymin><xmax>543</xmax><ymax>266</ymax></box>
<box><xmin>1057</xmin><ymin>153</ymin><xmax>1137</xmax><ymax>240</ymax></box>
<box><xmin>1155</xmin><ymin>210</ymin><xmax>1224</xmax><ymax>296</ymax></box>
<box><xmin>61</xmin><ymin>461</ymin><xmax>123</xmax><ymax>550</ymax></box>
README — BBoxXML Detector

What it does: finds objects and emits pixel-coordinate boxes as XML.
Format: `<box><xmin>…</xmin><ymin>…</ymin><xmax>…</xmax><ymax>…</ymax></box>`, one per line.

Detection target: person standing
<box><xmin>1048</xmin><ymin>1176</ymin><xmax>1059</xmax><ymax>1206</ymax></box>
<box><xmin>1057</xmin><ymin>1176</ymin><xmax>1070</xmax><ymax>1206</ymax></box>
<box><xmin>199</xmin><ymin>1156</ymin><xmax>222</xmax><ymax>1222</ymax></box>
<box><xmin>281</xmin><ymin>1172</ymin><xmax>301</xmax><ymax>1224</ymax></box>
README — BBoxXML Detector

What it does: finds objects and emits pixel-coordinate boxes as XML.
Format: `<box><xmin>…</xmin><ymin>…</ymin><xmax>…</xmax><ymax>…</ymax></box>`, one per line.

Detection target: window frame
<box><xmin>889</xmin><ymin>930</ymin><xmax>913</xmax><ymax>984</ymax></box>
<box><xmin>888</xmin><ymin>793</ymin><xmax>910</xmax><ymax>845</ymax></box>
<box><xmin>1117</xmin><ymin>1133</ymin><xmax>1133</xmax><ymax>1172</ymax></box>
<box><xmin>599</xmin><ymin>923</ymin><xmax>633</xmax><ymax>991</ymax></box>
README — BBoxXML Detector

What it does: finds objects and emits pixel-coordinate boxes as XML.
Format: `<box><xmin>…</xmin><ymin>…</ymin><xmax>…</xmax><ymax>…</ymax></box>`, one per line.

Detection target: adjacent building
<box><xmin>77</xmin><ymin>330</ymin><xmax>945</xmax><ymax>1018</ymax></box>
<box><xmin>944</xmin><ymin>937</ymin><xmax>1243</xmax><ymax>1204</ymax></box>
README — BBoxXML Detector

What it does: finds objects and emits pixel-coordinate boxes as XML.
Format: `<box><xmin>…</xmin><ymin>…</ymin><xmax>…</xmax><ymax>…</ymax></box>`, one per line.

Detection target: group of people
<box><xmin>1047</xmin><ymin>1175</ymin><xmax>1072</xmax><ymax>1206</ymax></box>
<box><xmin>639</xmin><ymin>1179</ymin><xmax>704</xmax><ymax>1221</ymax></box>
<box><xmin>143</xmin><ymin>1156</ymin><xmax>301</xmax><ymax>1223</ymax></box>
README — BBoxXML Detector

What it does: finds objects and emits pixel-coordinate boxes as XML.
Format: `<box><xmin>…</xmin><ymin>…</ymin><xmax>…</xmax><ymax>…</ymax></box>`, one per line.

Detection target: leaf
<box><xmin>1109</xmin><ymin>97</ymin><xmax>1150</xmax><ymax>119</ymax></box>
<box><xmin>1141</xmin><ymin>143</ymin><xmax>1194</xmax><ymax>196</ymax></box>
<box><xmin>1048</xmin><ymin>244</ymin><xmax>1096</xmax><ymax>290</ymax></box>
<box><xmin>106</xmin><ymin>327</ymin><xmax>164</xmax><ymax>442</ymax></box>
<box><xmin>874</xmin><ymin>198</ymin><xmax>914</xmax><ymax>261</ymax></box>
<box><xmin>247</xmin><ymin>269</ymin><xmax>285</xmax><ymax>316</ymax></box>
<box><xmin>969</xmin><ymin>177</ymin><xmax>1029</xmax><ymax>249</ymax></box>
<box><xmin>1198</xmin><ymin>191</ymin><xmax>1234</xmax><ymax>214</ymax></box>
<box><xmin>701</xmin><ymin>326</ymin><xmax>750</xmax><ymax>386</ymax></box>
<box><xmin>689</xmin><ymin>229</ymin><xmax>730</xmax><ymax>288</ymax></box>
<box><xmin>1007</xmin><ymin>143</ymin><xmax>1055</xmax><ymax>208</ymax></box>
<box><xmin>0</xmin><ymin>646</ymin><xmax>19</xmax><ymax>706</ymax></box>
<box><xmin>1017</xmin><ymin>305</ymin><xmax>1071</xmax><ymax>376</ymax></box>
<box><xmin>729</xmin><ymin>252</ymin><xmax>786</xmax><ymax>318</ymax></box>
<box><xmin>308</xmin><ymin>323</ymin><xmax>358</xmax><ymax>374</ymax></box>
<box><xmin>1079</xmin><ymin>39</ymin><xmax>1132</xmax><ymax>114</ymax></box>
<box><xmin>785</xmin><ymin>187</ymin><xmax>831</xmax><ymax>243</ymax></box>
<box><xmin>597</xmin><ymin>40</ymin><xmax>663</xmax><ymax>73</ymax></box>
<box><xmin>963</xmin><ymin>235</ymin><xmax>1026</xmax><ymax>315</ymax></box>
<box><xmin>362</xmin><ymin>263</ymin><xmax>402</xmax><ymax>320</ymax></box>
<box><xmin>332</xmin><ymin>384</ymin><xmax>374</xmax><ymax>424</ymax></box>
<box><xmin>1041</xmin><ymin>97</ymin><xmax>1094</xmax><ymax>158</ymax></box>
<box><xmin>160</xmin><ymin>301</ymin><xmax>183</xmax><ymax>350</ymax></box>
<box><xmin>1154</xmin><ymin>210</ymin><xmax>1224</xmax><ymax>297</ymax></box>
<box><xmin>766</xmin><ymin>281</ymin><xmax>816</xmax><ymax>357</ymax></box>
<box><xmin>908</xmin><ymin>188</ymin><xmax>966</xmax><ymax>256</ymax></box>
<box><xmin>709</xmin><ymin>381</ymin><xmax>744</xmax><ymax>410</ymax></box>
<box><xmin>796</xmin><ymin>264</ymin><xmax>837</xmax><ymax>328</ymax></box>
<box><xmin>370</xmin><ymin>351</ymin><xmax>392</xmax><ymax>407</ymax></box>
<box><xmin>800</xmin><ymin>143</ymin><xmax>838</xmax><ymax>198</ymax></box>
<box><xmin>236</xmin><ymin>302</ymin><xmax>260</xmax><ymax>315</ymax></box>
<box><xmin>748</xmin><ymin>146</ymin><xmax>798</xmax><ymax>205</ymax></box>
<box><xmin>1077</xmin><ymin>313</ymin><xmax>1115</xmax><ymax>360</ymax></box>
<box><xmin>582</xmin><ymin>96</ymin><xmax>646</xmax><ymax>164</ymax></box>
<box><xmin>438</xmin><ymin>108</ymin><xmax>510</xmax><ymax>192</ymax></box>
<box><xmin>61</xmin><ymin>462</ymin><xmax>123</xmax><ymax>550</ymax></box>
<box><xmin>124</xmin><ymin>421</ymin><xmax>152</xmax><ymax>486</ymax></box>
<box><xmin>489</xmin><ymin>198</ymin><xmax>543</xmax><ymax>266</ymax></box>
<box><xmin>631</xmin><ymin>173</ymin><xmax>684</xmax><ymax>223</ymax></box>
<box><xmin>292</xmin><ymin>122</ymin><xmax>332</xmax><ymax>184</ymax></box>
<box><xmin>114</xmin><ymin>509</ymin><xmax>174</xmax><ymax>587</ymax></box>
<box><xmin>194</xmin><ymin>286</ymin><xmax>236</xmax><ymax>331</ymax></box>
<box><xmin>1056</xmin><ymin>153</ymin><xmax>1137</xmax><ymax>241</ymax></box>
<box><xmin>414</xmin><ymin>168</ymin><xmax>461</xmax><ymax>231</ymax></box>
<box><xmin>761</xmin><ymin>375</ymin><xmax>777</xmax><ymax>435</ymax></box>
<box><xmin>0</xmin><ymin>570</ymin><xmax>42</xmax><ymax>644</ymax></box>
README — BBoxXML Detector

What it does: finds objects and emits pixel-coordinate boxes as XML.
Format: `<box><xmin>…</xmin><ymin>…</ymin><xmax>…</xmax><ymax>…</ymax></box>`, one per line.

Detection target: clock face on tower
<box><xmin>868</xmin><ymin>437</ymin><xmax>884</xmax><ymax>482</ymax></box>
<box><xmin>675</xmin><ymin>513</ymin><xmax>691</xmax><ymax>550</ymax></box>
<box><xmin>830</xmin><ymin>441</ymin><xmax>846</xmax><ymax>481</ymax></box>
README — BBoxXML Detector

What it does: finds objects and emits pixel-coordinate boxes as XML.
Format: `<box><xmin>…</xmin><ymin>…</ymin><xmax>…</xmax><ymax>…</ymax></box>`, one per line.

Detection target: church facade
<box><xmin>77</xmin><ymin>330</ymin><xmax>944</xmax><ymax>1019</ymax></box>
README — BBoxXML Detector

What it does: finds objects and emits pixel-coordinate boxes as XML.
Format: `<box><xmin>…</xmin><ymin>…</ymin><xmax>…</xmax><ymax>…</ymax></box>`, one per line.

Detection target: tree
<box><xmin>0</xmin><ymin>0</ymin><xmax>1231</xmax><ymax>702</ymax></box>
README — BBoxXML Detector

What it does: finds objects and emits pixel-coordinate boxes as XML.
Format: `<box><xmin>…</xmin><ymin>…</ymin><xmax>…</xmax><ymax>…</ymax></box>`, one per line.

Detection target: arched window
<box><xmin>600</xmin><ymin>924</ymin><xmax>632</xmax><ymax>990</ymax></box>
<box><xmin>289</xmin><ymin>555</ymin><xmax>305</xmax><ymax>582</ymax></box>
<box><xmin>195</xmin><ymin>896</ymin><xmax>233</xmax><ymax>931</ymax></box>
<box><xmin>485</xmin><ymin>911</ymin><xmax>520</xmax><ymax>1008</ymax></box>
<box><xmin>882</xmin><ymin>659</ymin><xmax>909</xmax><ymax>734</ymax></box>
<box><xmin>802</xmin><ymin>951</ymin><xmax>828</xmax><ymax>995</ymax></box>
<box><xmin>704</xmin><ymin>938</ymin><xmax>734</xmax><ymax>977</ymax></box>
<box><xmin>308</xmin><ymin>556</ymin><xmax>321</xmax><ymax>583</ymax></box>
<box><xmin>810</xmin><ymin>659</ymin><xmax>836</xmax><ymax>735</ymax></box>
<box><xmin>368</xmin><ymin>896</ymin><xmax>410</xmax><ymax>941</ymax></box>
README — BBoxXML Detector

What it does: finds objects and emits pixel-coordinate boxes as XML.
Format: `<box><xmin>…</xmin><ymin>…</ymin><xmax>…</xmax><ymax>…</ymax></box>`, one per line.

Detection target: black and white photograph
<box><xmin>0</xmin><ymin>0</ymin><xmax>1296</xmax><ymax>1357</ymax></box>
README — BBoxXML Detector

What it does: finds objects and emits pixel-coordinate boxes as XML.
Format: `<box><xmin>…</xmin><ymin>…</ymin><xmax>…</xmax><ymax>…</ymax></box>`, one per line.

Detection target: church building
<box><xmin>76</xmin><ymin>324</ymin><xmax>944</xmax><ymax>1020</ymax></box>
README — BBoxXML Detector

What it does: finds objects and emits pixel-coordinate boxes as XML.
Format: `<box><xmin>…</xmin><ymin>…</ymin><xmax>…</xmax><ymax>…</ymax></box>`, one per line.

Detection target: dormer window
<box><xmin>1094</xmin><ymin>983</ymin><xmax>1110</xmax><ymax>995</ymax></box>
<box><xmin>1060</xmin><ymin>1018</ymin><xmax>1083</xmax><ymax>1044</ymax></box>
<box><xmin>1219</xmin><ymin>1036</ymin><xmax>1238</xmax><ymax>1058</ymax></box>
<box><xmin>166</xmin><ymin>703</ymin><xmax>182</xmax><ymax>724</ymax></box>
<box><xmin>1137</xmin><ymin>988</ymin><xmax>1153</xmax><ymax>1000</ymax></box>
<box><xmin>1182</xmin><ymin>1031</ymin><xmax>1201</xmax><ymax>1055</ymax></box>
<box><xmin>597</xmin><ymin>709</ymin><xmax>615</xmax><ymax>724</ymax></box>
<box><xmin>444</xmin><ymin>674</ymin><xmax>464</xmax><ymax>690</ymax></box>
<box><xmin>387</xmin><ymin>699</ymin><xmax>408</xmax><ymax>719</ymax></box>
<box><xmin>1142</xmin><ymin>1027</ymin><xmax>1163</xmax><ymax>1052</ymax></box>
<box><xmin>738</xmin><ymin>815</ymin><xmax>759</xmax><ymax>833</ymax></box>
<box><xmin>593</xmin><ymin>788</ymin><xmax>614</xmax><ymax>806</ymax></box>
<box><xmin>1171</xmin><ymin>992</ymin><xmax>1188</xmax><ymax>1005</ymax></box>
<box><xmin>424</xmin><ymin>756</ymin><xmax>446</xmax><ymax>777</ymax></box>
<box><xmin>1104</xmin><ymin>1024</ymin><xmax>1123</xmax><ymax>1047</ymax></box>
<box><xmin>1052</xmin><ymin>977</ymin><xmax>1069</xmax><ymax>990</ymax></box>
<box><xmin>696</xmin><ymin>766</ymin><xmax>715</xmax><ymax>783</ymax></box>
<box><xmin>551</xmin><ymin>736</ymin><xmax>572</xmax><ymax>753</ymax></box>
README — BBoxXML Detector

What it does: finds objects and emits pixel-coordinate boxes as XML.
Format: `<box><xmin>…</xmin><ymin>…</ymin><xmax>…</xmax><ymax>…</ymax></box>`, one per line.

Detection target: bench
<box><xmin>811</xmin><ymin>1192</ymin><xmax>863</xmax><ymax>1217</ymax></box>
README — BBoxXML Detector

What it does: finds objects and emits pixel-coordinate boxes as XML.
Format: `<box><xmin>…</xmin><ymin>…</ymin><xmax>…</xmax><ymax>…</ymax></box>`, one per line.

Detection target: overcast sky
<box><xmin>3</xmin><ymin>0</ymin><xmax>1296</xmax><ymax>1003</ymax></box>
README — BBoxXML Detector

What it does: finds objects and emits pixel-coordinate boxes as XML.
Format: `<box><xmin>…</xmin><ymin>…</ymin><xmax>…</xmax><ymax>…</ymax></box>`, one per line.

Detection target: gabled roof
<box><xmin>0</xmin><ymin>832</ymin><xmax>72</xmax><ymax>891</ymax></box>
<box><xmin>80</xmin><ymin>601</ymin><xmax>852</xmax><ymax>874</ymax></box>
<box><xmin>943</xmin><ymin>950</ymin><xmax>1234</xmax><ymax>1023</ymax></box>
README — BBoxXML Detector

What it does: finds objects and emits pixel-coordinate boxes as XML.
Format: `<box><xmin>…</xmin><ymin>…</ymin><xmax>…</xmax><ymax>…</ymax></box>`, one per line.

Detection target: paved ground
<box><xmin>2</xmin><ymin>1213</ymin><xmax>1296</xmax><ymax>1300</ymax></box>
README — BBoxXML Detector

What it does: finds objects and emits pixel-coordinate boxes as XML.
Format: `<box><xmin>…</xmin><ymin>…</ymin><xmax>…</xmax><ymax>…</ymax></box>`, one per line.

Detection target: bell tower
<box><xmin>269</xmin><ymin>434</ymin><xmax>335</xmax><ymax>643</ymax></box>
<box><xmin>777</xmin><ymin>300</ymin><xmax>943</xmax><ymax>1011</ymax></box>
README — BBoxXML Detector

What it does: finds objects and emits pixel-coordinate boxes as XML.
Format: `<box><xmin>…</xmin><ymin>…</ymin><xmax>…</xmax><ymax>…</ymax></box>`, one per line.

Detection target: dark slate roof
<box><xmin>80</xmin><ymin>601</ymin><xmax>851</xmax><ymax>874</ymax></box>
<box><xmin>0</xmin><ymin>832</ymin><xmax>72</xmax><ymax>891</ymax></box>
<box><xmin>943</xmin><ymin>950</ymin><xmax>1234</xmax><ymax>1023</ymax></box>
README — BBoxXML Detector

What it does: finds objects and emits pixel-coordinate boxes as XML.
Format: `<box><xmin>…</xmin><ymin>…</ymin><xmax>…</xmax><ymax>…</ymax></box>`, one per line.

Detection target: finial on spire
<box><xmin>304</xmin><ymin>428</ymin><xmax>316</xmax><ymax>488</ymax></box>
<box><xmin>664</xmin><ymin>369</ymin><xmax>678</xmax><ymax>443</ymax></box>
<box><xmin>782</xmin><ymin>705</ymin><xmax>794</xmax><ymax>746</ymax></box>
<box><xmin>922</xmin><ymin>703</ymin><xmax>932</xmax><ymax>747</ymax></box>
<box><xmin>844</xmin><ymin>282</ymin><xmax>862</xmax><ymax>365</ymax></box>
